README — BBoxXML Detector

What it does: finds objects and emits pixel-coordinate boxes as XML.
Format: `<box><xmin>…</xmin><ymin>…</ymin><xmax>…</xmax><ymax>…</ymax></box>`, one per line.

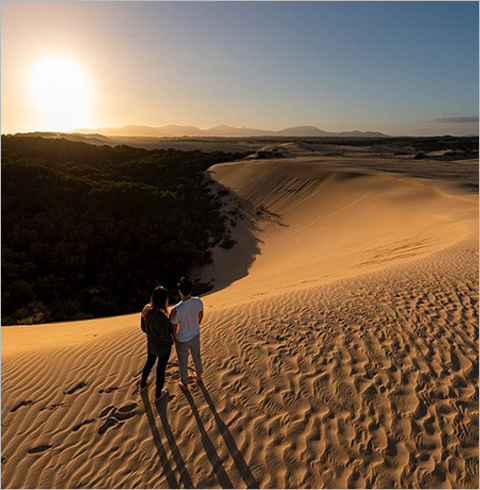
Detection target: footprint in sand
<box><xmin>40</xmin><ymin>402</ymin><xmax>64</xmax><ymax>412</ymax></box>
<box><xmin>99</xmin><ymin>405</ymin><xmax>116</xmax><ymax>418</ymax></box>
<box><xmin>98</xmin><ymin>417</ymin><xmax>123</xmax><ymax>435</ymax></box>
<box><xmin>28</xmin><ymin>444</ymin><xmax>53</xmax><ymax>454</ymax></box>
<box><xmin>113</xmin><ymin>403</ymin><xmax>138</xmax><ymax>421</ymax></box>
<box><xmin>72</xmin><ymin>419</ymin><xmax>96</xmax><ymax>432</ymax></box>
<box><xmin>10</xmin><ymin>400</ymin><xmax>34</xmax><ymax>413</ymax></box>
<box><xmin>117</xmin><ymin>403</ymin><xmax>137</xmax><ymax>413</ymax></box>
<box><xmin>96</xmin><ymin>402</ymin><xmax>139</xmax><ymax>434</ymax></box>
<box><xmin>98</xmin><ymin>386</ymin><xmax>120</xmax><ymax>394</ymax></box>
<box><xmin>63</xmin><ymin>382</ymin><xmax>88</xmax><ymax>395</ymax></box>
<box><xmin>1</xmin><ymin>457</ymin><xmax>7</xmax><ymax>464</ymax></box>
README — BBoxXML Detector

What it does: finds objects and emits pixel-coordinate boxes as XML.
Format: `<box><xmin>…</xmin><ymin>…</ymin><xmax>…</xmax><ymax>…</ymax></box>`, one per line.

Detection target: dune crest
<box><xmin>203</xmin><ymin>159</ymin><xmax>474</xmax><ymax>305</ymax></box>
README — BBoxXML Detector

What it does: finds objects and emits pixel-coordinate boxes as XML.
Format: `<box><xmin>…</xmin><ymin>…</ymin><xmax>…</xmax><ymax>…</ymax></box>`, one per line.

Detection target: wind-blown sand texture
<box><xmin>2</xmin><ymin>146</ymin><xmax>478</xmax><ymax>488</ymax></box>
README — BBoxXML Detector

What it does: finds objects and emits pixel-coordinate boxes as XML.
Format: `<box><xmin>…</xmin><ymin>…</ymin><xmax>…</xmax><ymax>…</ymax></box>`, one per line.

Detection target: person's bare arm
<box><xmin>198</xmin><ymin>310</ymin><xmax>204</xmax><ymax>325</ymax></box>
<box><xmin>170</xmin><ymin>307</ymin><xmax>178</xmax><ymax>340</ymax></box>
<box><xmin>172</xmin><ymin>323</ymin><xmax>179</xmax><ymax>341</ymax></box>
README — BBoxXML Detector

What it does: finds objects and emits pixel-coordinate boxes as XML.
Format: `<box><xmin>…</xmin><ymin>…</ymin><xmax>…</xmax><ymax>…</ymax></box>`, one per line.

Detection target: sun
<box><xmin>29</xmin><ymin>56</ymin><xmax>92</xmax><ymax>131</ymax></box>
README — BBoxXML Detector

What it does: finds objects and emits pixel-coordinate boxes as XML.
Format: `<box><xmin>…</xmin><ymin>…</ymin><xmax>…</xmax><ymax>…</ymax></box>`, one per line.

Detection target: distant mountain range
<box><xmin>72</xmin><ymin>124</ymin><xmax>389</xmax><ymax>138</ymax></box>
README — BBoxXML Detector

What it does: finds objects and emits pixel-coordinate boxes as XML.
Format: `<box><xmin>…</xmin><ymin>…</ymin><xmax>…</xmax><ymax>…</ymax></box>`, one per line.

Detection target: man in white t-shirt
<box><xmin>170</xmin><ymin>277</ymin><xmax>204</xmax><ymax>392</ymax></box>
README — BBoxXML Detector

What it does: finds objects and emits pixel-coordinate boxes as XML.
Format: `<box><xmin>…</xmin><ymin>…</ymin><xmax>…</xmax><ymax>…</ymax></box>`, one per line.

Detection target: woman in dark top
<box><xmin>140</xmin><ymin>286</ymin><xmax>173</xmax><ymax>401</ymax></box>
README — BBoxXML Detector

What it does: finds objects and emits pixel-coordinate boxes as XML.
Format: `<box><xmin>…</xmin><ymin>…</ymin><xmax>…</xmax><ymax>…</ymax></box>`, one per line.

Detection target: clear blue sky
<box><xmin>2</xmin><ymin>1</ymin><xmax>478</xmax><ymax>135</ymax></box>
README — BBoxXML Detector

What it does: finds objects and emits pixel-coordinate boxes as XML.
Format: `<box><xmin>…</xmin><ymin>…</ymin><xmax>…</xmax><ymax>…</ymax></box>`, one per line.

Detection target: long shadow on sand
<box><xmin>141</xmin><ymin>391</ymin><xmax>179</xmax><ymax>488</ymax></box>
<box><xmin>155</xmin><ymin>398</ymin><xmax>194</xmax><ymax>489</ymax></box>
<box><xmin>198</xmin><ymin>382</ymin><xmax>260</xmax><ymax>489</ymax></box>
<box><xmin>184</xmin><ymin>391</ymin><xmax>235</xmax><ymax>489</ymax></box>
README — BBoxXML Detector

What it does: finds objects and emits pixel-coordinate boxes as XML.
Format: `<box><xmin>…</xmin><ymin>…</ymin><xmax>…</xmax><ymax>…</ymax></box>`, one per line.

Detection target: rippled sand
<box><xmin>2</xmin><ymin>148</ymin><xmax>478</xmax><ymax>488</ymax></box>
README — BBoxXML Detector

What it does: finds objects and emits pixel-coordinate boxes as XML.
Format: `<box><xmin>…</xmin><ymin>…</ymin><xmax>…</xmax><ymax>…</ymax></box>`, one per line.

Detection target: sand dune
<box><xmin>202</xmin><ymin>159</ymin><xmax>474</xmax><ymax>304</ymax></box>
<box><xmin>2</xmin><ymin>152</ymin><xmax>478</xmax><ymax>488</ymax></box>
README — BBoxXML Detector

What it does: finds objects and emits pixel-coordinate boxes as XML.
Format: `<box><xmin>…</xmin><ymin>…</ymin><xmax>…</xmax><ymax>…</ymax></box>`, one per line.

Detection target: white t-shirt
<box><xmin>171</xmin><ymin>297</ymin><xmax>204</xmax><ymax>343</ymax></box>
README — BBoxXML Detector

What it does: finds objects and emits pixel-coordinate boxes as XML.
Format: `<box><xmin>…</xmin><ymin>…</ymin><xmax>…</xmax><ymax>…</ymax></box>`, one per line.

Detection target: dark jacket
<box><xmin>141</xmin><ymin>306</ymin><xmax>173</xmax><ymax>356</ymax></box>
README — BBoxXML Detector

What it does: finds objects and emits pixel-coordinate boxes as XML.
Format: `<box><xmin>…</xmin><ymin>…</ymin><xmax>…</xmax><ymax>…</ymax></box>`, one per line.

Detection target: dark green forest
<box><xmin>2</xmin><ymin>136</ymin><xmax>248</xmax><ymax>325</ymax></box>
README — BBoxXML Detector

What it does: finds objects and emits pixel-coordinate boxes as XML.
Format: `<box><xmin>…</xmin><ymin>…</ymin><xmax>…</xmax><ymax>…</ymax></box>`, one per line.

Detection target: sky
<box><xmin>1</xmin><ymin>1</ymin><xmax>478</xmax><ymax>136</ymax></box>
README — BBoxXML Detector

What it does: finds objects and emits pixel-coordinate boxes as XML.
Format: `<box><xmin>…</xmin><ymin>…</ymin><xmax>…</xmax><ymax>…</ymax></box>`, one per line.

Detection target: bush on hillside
<box><xmin>2</xmin><ymin>136</ymin><xmax>248</xmax><ymax>324</ymax></box>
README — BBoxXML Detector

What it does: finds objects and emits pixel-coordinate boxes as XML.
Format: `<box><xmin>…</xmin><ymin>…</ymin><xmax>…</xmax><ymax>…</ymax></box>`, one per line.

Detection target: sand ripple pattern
<box><xmin>2</xmin><ymin>237</ymin><xmax>478</xmax><ymax>488</ymax></box>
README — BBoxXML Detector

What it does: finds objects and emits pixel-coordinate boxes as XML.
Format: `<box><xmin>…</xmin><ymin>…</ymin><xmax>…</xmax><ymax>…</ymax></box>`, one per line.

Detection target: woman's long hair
<box><xmin>143</xmin><ymin>286</ymin><xmax>169</xmax><ymax>318</ymax></box>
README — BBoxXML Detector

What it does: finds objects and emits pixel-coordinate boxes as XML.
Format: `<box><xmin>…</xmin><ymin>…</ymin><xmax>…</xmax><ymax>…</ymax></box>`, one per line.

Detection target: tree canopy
<box><xmin>2</xmin><ymin>136</ymin><xmax>248</xmax><ymax>324</ymax></box>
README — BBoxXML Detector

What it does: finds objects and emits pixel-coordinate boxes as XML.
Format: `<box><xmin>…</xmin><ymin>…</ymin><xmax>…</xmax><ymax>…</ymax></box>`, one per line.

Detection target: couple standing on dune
<box><xmin>139</xmin><ymin>277</ymin><xmax>204</xmax><ymax>402</ymax></box>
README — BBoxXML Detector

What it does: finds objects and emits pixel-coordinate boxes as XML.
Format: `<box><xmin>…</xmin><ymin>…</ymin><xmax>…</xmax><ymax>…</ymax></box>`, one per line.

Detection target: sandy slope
<box><xmin>201</xmin><ymin>158</ymin><xmax>473</xmax><ymax>303</ymax></box>
<box><xmin>2</xmin><ymin>151</ymin><xmax>478</xmax><ymax>489</ymax></box>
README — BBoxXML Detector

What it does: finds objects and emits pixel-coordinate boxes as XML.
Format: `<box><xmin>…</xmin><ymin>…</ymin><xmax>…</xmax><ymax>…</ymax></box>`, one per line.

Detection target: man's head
<box><xmin>177</xmin><ymin>277</ymin><xmax>193</xmax><ymax>299</ymax></box>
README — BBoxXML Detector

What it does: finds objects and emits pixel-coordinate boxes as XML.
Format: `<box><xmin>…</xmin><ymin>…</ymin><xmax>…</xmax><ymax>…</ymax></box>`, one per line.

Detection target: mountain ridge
<box><xmin>72</xmin><ymin>124</ymin><xmax>390</xmax><ymax>138</ymax></box>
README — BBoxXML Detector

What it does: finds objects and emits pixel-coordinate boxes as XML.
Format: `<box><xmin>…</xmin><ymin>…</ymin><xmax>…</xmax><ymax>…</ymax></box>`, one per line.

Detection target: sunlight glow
<box><xmin>29</xmin><ymin>56</ymin><xmax>92</xmax><ymax>131</ymax></box>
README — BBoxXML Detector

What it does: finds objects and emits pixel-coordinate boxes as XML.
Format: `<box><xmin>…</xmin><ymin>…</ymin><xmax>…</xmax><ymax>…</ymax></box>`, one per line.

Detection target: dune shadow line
<box><xmin>199</xmin><ymin>382</ymin><xmax>260</xmax><ymax>489</ymax></box>
<box><xmin>204</xmin><ymin>174</ymin><xmax>289</xmax><ymax>294</ymax></box>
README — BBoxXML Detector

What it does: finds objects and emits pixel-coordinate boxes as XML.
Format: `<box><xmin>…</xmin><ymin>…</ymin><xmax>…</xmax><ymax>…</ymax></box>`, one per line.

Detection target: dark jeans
<box><xmin>140</xmin><ymin>348</ymin><xmax>171</xmax><ymax>398</ymax></box>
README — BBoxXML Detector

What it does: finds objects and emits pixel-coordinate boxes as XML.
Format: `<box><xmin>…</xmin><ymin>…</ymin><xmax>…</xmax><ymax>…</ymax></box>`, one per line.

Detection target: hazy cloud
<box><xmin>431</xmin><ymin>116</ymin><xmax>479</xmax><ymax>124</ymax></box>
